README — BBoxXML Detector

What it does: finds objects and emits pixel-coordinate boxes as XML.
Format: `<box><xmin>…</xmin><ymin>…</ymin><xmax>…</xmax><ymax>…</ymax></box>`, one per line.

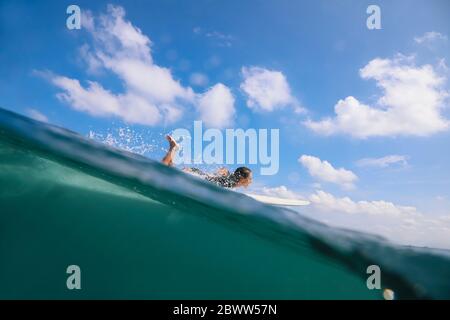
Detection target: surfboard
<box><xmin>244</xmin><ymin>193</ymin><xmax>310</xmax><ymax>206</ymax></box>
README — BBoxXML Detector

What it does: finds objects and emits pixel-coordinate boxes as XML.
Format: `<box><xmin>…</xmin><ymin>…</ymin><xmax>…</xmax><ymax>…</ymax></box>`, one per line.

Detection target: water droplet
<box><xmin>383</xmin><ymin>288</ymin><xmax>395</xmax><ymax>300</ymax></box>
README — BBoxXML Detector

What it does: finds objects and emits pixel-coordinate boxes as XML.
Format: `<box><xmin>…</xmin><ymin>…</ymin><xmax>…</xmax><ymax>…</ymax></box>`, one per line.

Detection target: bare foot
<box><xmin>166</xmin><ymin>135</ymin><xmax>179</xmax><ymax>150</ymax></box>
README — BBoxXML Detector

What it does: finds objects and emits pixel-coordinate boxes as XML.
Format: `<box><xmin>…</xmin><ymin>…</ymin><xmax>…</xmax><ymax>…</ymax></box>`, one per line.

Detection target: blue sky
<box><xmin>1</xmin><ymin>0</ymin><xmax>450</xmax><ymax>248</ymax></box>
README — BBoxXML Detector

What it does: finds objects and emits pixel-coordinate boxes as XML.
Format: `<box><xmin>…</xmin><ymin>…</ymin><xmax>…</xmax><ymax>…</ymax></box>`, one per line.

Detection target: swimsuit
<box><xmin>188</xmin><ymin>168</ymin><xmax>237</xmax><ymax>188</ymax></box>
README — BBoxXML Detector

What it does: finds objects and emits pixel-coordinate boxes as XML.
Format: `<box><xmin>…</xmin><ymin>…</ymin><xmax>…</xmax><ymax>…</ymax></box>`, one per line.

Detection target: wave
<box><xmin>1</xmin><ymin>107</ymin><xmax>449</xmax><ymax>299</ymax></box>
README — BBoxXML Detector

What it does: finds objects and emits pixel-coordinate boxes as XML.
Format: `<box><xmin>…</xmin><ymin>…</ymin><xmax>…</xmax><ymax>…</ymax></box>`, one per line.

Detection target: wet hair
<box><xmin>233</xmin><ymin>167</ymin><xmax>252</xmax><ymax>181</ymax></box>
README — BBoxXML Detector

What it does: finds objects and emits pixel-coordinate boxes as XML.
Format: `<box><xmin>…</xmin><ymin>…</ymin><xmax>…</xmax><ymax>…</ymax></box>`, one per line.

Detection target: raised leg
<box><xmin>161</xmin><ymin>135</ymin><xmax>179</xmax><ymax>166</ymax></box>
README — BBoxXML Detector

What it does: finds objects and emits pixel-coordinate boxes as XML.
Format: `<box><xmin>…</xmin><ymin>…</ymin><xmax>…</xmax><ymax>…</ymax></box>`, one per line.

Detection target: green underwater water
<box><xmin>0</xmin><ymin>107</ymin><xmax>449</xmax><ymax>299</ymax></box>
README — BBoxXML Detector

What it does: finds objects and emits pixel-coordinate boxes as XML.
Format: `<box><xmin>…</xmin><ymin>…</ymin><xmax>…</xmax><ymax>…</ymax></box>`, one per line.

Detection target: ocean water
<box><xmin>0</xmin><ymin>107</ymin><xmax>449</xmax><ymax>299</ymax></box>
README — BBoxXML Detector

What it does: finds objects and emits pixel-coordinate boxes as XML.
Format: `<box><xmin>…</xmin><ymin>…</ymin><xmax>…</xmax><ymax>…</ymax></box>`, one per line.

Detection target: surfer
<box><xmin>162</xmin><ymin>135</ymin><xmax>253</xmax><ymax>188</ymax></box>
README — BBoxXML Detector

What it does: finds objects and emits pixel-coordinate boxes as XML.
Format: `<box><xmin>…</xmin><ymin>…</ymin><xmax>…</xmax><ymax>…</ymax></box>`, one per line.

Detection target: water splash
<box><xmin>87</xmin><ymin>126</ymin><xmax>163</xmax><ymax>157</ymax></box>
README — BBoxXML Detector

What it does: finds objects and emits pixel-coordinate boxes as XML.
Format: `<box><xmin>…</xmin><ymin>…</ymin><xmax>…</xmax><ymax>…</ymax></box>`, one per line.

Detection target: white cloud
<box><xmin>240</xmin><ymin>66</ymin><xmax>305</xmax><ymax>113</ymax></box>
<box><xmin>260</xmin><ymin>185</ymin><xmax>303</xmax><ymax>199</ymax></box>
<box><xmin>26</xmin><ymin>108</ymin><xmax>48</xmax><ymax>122</ymax></box>
<box><xmin>312</xmin><ymin>182</ymin><xmax>322</xmax><ymax>189</ymax></box>
<box><xmin>79</xmin><ymin>44</ymin><xmax>103</xmax><ymax>74</ymax></box>
<box><xmin>304</xmin><ymin>56</ymin><xmax>449</xmax><ymax>138</ymax></box>
<box><xmin>356</xmin><ymin>155</ymin><xmax>408</xmax><ymax>168</ymax></box>
<box><xmin>48</xmin><ymin>5</ymin><xmax>206</xmax><ymax>126</ymax></box>
<box><xmin>261</xmin><ymin>185</ymin><xmax>450</xmax><ymax>249</ymax></box>
<box><xmin>414</xmin><ymin>31</ymin><xmax>448</xmax><ymax>44</ymax></box>
<box><xmin>307</xmin><ymin>190</ymin><xmax>450</xmax><ymax>250</ymax></box>
<box><xmin>190</xmin><ymin>72</ymin><xmax>209</xmax><ymax>87</ymax></box>
<box><xmin>299</xmin><ymin>155</ymin><xmax>358</xmax><ymax>189</ymax></box>
<box><xmin>309</xmin><ymin>190</ymin><xmax>418</xmax><ymax>217</ymax></box>
<box><xmin>197</xmin><ymin>83</ymin><xmax>235</xmax><ymax>128</ymax></box>
<box><xmin>52</xmin><ymin>76</ymin><xmax>162</xmax><ymax>125</ymax></box>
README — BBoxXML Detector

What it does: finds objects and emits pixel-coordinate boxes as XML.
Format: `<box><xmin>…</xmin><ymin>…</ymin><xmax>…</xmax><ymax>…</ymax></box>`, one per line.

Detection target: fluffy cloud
<box><xmin>47</xmin><ymin>5</ymin><xmax>234</xmax><ymax>127</ymax></box>
<box><xmin>307</xmin><ymin>190</ymin><xmax>450</xmax><ymax>250</ymax></box>
<box><xmin>259</xmin><ymin>186</ymin><xmax>450</xmax><ymax>249</ymax></box>
<box><xmin>47</xmin><ymin>5</ymin><xmax>192</xmax><ymax>125</ymax></box>
<box><xmin>260</xmin><ymin>185</ymin><xmax>304</xmax><ymax>199</ymax></box>
<box><xmin>197</xmin><ymin>83</ymin><xmax>235</xmax><ymax>128</ymax></box>
<box><xmin>356</xmin><ymin>155</ymin><xmax>408</xmax><ymax>168</ymax></box>
<box><xmin>52</xmin><ymin>76</ymin><xmax>163</xmax><ymax>125</ymax></box>
<box><xmin>240</xmin><ymin>67</ymin><xmax>304</xmax><ymax>113</ymax></box>
<box><xmin>299</xmin><ymin>155</ymin><xmax>358</xmax><ymax>189</ymax></box>
<box><xmin>414</xmin><ymin>31</ymin><xmax>448</xmax><ymax>44</ymax></box>
<box><xmin>309</xmin><ymin>190</ymin><xmax>418</xmax><ymax>217</ymax></box>
<box><xmin>304</xmin><ymin>56</ymin><xmax>449</xmax><ymax>138</ymax></box>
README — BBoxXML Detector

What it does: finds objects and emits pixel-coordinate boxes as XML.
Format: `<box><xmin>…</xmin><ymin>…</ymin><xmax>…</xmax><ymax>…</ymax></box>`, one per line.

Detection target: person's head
<box><xmin>232</xmin><ymin>167</ymin><xmax>252</xmax><ymax>188</ymax></box>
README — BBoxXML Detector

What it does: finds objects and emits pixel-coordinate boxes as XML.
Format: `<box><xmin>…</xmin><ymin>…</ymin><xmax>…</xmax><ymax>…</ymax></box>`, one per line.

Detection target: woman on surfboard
<box><xmin>162</xmin><ymin>135</ymin><xmax>253</xmax><ymax>188</ymax></box>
